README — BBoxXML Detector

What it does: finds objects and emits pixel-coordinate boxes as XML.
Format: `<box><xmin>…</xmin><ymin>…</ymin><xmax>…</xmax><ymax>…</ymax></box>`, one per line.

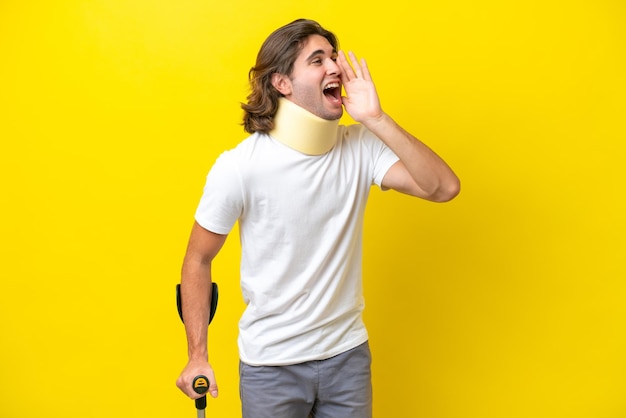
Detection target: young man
<box><xmin>176</xmin><ymin>19</ymin><xmax>460</xmax><ymax>417</ymax></box>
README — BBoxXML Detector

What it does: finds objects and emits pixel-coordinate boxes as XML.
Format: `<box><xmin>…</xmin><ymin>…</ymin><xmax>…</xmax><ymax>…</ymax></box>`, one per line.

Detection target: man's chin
<box><xmin>325</xmin><ymin>105</ymin><xmax>343</xmax><ymax>121</ymax></box>
<box><xmin>330</xmin><ymin>110</ymin><xmax>343</xmax><ymax>121</ymax></box>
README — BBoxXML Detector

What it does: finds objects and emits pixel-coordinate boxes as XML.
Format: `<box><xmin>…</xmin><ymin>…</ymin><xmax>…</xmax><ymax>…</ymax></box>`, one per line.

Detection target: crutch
<box><xmin>176</xmin><ymin>282</ymin><xmax>219</xmax><ymax>418</ymax></box>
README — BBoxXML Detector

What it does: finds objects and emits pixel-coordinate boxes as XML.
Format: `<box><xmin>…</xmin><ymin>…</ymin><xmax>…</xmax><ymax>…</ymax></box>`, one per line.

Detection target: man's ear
<box><xmin>271</xmin><ymin>73</ymin><xmax>292</xmax><ymax>96</ymax></box>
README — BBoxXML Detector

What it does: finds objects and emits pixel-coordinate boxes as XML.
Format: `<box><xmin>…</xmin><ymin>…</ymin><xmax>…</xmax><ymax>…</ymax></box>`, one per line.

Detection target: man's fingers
<box><xmin>340</xmin><ymin>50</ymin><xmax>371</xmax><ymax>82</ymax></box>
<box><xmin>338</xmin><ymin>50</ymin><xmax>356</xmax><ymax>81</ymax></box>
<box><xmin>176</xmin><ymin>369</ymin><xmax>219</xmax><ymax>399</ymax></box>
<box><xmin>358</xmin><ymin>57</ymin><xmax>372</xmax><ymax>82</ymax></box>
<box><xmin>347</xmin><ymin>51</ymin><xmax>364</xmax><ymax>78</ymax></box>
<box><xmin>209</xmin><ymin>384</ymin><xmax>219</xmax><ymax>398</ymax></box>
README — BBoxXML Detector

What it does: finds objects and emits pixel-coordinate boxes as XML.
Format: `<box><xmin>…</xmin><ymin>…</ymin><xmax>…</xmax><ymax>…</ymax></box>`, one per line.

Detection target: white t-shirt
<box><xmin>195</xmin><ymin>124</ymin><xmax>399</xmax><ymax>366</ymax></box>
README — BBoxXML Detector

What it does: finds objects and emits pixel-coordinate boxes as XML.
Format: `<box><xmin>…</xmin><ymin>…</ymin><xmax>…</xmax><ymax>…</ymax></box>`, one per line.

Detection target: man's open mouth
<box><xmin>323</xmin><ymin>82</ymin><xmax>342</xmax><ymax>104</ymax></box>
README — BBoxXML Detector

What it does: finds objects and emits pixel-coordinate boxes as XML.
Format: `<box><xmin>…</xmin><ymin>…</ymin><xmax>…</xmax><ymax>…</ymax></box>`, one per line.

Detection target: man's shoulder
<box><xmin>222</xmin><ymin>132</ymin><xmax>265</xmax><ymax>158</ymax></box>
<box><xmin>337</xmin><ymin>123</ymin><xmax>380</xmax><ymax>147</ymax></box>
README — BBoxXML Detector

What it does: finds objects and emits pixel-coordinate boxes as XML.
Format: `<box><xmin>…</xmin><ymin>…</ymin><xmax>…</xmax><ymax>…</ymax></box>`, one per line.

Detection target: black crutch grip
<box><xmin>195</xmin><ymin>396</ymin><xmax>207</xmax><ymax>410</ymax></box>
<box><xmin>193</xmin><ymin>375</ymin><xmax>209</xmax><ymax>410</ymax></box>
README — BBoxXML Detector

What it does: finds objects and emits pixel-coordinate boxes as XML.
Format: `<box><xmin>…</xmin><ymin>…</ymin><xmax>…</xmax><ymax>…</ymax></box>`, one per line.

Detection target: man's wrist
<box><xmin>188</xmin><ymin>346</ymin><xmax>208</xmax><ymax>361</ymax></box>
<box><xmin>362</xmin><ymin>112</ymin><xmax>393</xmax><ymax>135</ymax></box>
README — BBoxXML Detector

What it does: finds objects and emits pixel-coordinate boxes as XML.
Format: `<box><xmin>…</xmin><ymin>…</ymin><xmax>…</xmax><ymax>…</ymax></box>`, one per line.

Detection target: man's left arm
<box><xmin>338</xmin><ymin>51</ymin><xmax>460</xmax><ymax>202</ymax></box>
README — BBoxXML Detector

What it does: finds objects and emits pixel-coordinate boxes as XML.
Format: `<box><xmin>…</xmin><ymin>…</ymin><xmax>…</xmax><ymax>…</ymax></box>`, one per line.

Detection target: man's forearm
<box><xmin>180</xmin><ymin>263</ymin><xmax>212</xmax><ymax>361</ymax></box>
<box><xmin>364</xmin><ymin>112</ymin><xmax>460</xmax><ymax>201</ymax></box>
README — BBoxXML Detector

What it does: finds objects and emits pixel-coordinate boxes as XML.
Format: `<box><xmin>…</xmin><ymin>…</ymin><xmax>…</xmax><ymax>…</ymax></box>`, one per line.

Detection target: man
<box><xmin>176</xmin><ymin>19</ymin><xmax>460</xmax><ymax>417</ymax></box>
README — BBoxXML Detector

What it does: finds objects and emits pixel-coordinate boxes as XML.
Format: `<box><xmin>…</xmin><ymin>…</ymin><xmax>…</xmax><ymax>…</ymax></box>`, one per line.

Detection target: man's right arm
<box><xmin>176</xmin><ymin>221</ymin><xmax>228</xmax><ymax>400</ymax></box>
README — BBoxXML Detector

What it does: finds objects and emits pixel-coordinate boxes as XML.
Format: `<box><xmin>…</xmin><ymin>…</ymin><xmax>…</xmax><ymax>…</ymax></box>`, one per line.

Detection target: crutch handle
<box><xmin>193</xmin><ymin>375</ymin><xmax>209</xmax><ymax>410</ymax></box>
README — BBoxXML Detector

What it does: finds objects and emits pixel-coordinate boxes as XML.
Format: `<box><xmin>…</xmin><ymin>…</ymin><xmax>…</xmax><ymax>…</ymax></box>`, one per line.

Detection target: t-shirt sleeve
<box><xmin>358</xmin><ymin>126</ymin><xmax>400</xmax><ymax>188</ymax></box>
<box><xmin>194</xmin><ymin>151</ymin><xmax>243</xmax><ymax>235</ymax></box>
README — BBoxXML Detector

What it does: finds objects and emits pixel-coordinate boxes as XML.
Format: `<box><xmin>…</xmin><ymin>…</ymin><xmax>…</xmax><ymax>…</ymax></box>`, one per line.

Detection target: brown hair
<box><xmin>241</xmin><ymin>19</ymin><xmax>339</xmax><ymax>134</ymax></box>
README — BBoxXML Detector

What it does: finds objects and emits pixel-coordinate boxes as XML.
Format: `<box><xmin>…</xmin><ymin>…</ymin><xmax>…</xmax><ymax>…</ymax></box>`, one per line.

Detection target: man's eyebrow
<box><xmin>305</xmin><ymin>49</ymin><xmax>337</xmax><ymax>61</ymax></box>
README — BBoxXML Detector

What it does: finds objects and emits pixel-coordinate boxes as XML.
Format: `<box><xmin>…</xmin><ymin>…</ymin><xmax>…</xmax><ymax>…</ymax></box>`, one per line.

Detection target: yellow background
<box><xmin>1</xmin><ymin>1</ymin><xmax>625</xmax><ymax>417</ymax></box>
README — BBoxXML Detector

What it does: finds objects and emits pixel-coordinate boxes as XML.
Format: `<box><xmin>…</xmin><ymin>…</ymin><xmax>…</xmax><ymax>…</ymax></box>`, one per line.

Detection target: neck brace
<box><xmin>269</xmin><ymin>97</ymin><xmax>340</xmax><ymax>155</ymax></box>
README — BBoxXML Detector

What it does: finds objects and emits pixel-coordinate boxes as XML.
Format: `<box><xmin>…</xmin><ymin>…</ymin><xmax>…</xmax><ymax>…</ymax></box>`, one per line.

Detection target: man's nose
<box><xmin>326</xmin><ymin>58</ymin><xmax>341</xmax><ymax>75</ymax></box>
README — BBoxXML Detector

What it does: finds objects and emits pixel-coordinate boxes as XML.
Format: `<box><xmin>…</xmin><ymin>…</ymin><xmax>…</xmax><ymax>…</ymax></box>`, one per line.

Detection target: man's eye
<box><xmin>312</xmin><ymin>59</ymin><xmax>322</xmax><ymax>64</ymax></box>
